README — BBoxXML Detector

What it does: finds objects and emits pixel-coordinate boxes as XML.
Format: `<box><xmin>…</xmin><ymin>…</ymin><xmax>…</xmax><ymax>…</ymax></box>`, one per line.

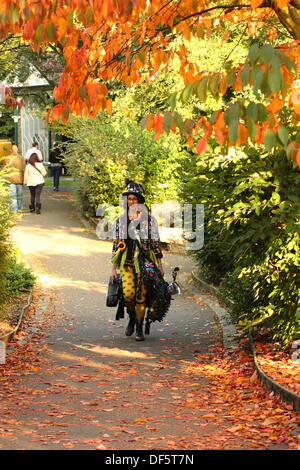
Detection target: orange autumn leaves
<box><xmin>0</xmin><ymin>1</ymin><xmax>300</xmax><ymax>165</ymax></box>
<box><xmin>251</xmin><ymin>0</ymin><xmax>292</xmax><ymax>7</ymax></box>
<box><xmin>0</xmin><ymin>85</ymin><xmax>22</xmax><ymax>109</ymax></box>
<box><xmin>254</xmin><ymin>340</ymin><xmax>300</xmax><ymax>396</ymax></box>
<box><xmin>48</xmin><ymin>81</ymin><xmax>112</xmax><ymax>123</ymax></box>
<box><xmin>143</xmin><ymin>41</ymin><xmax>300</xmax><ymax>168</ymax></box>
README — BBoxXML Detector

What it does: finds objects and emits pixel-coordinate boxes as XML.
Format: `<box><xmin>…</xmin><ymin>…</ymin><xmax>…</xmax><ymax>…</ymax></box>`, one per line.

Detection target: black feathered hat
<box><xmin>122</xmin><ymin>180</ymin><xmax>145</xmax><ymax>203</ymax></box>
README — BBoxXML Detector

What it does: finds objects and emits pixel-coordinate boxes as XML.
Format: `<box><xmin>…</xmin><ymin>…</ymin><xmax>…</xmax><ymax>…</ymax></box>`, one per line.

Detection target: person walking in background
<box><xmin>0</xmin><ymin>144</ymin><xmax>25</xmax><ymax>212</ymax></box>
<box><xmin>49</xmin><ymin>142</ymin><xmax>63</xmax><ymax>191</ymax></box>
<box><xmin>24</xmin><ymin>153</ymin><xmax>46</xmax><ymax>214</ymax></box>
<box><xmin>25</xmin><ymin>141</ymin><xmax>43</xmax><ymax>162</ymax></box>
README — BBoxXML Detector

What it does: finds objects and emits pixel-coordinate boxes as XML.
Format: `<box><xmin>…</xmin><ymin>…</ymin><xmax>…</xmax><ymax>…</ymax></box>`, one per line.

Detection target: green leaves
<box><xmin>242</xmin><ymin>64</ymin><xmax>250</xmax><ymax>87</ymax></box>
<box><xmin>10</xmin><ymin>4</ymin><xmax>20</xmax><ymax>24</ymax></box>
<box><xmin>35</xmin><ymin>24</ymin><xmax>45</xmax><ymax>42</ymax></box>
<box><xmin>168</xmin><ymin>92</ymin><xmax>177</xmax><ymax>111</ymax></box>
<box><xmin>173</xmin><ymin>111</ymin><xmax>184</xmax><ymax>131</ymax></box>
<box><xmin>277</xmin><ymin>126</ymin><xmax>289</xmax><ymax>148</ymax></box>
<box><xmin>257</xmin><ymin>103</ymin><xmax>267</xmax><ymax>122</ymax></box>
<box><xmin>248</xmin><ymin>43</ymin><xmax>259</xmax><ymax>64</ymax></box>
<box><xmin>180</xmin><ymin>83</ymin><xmax>194</xmax><ymax>104</ymax></box>
<box><xmin>270</xmin><ymin>191</ymin><xmax>281</xmax><ymax>205</ymax></box>
<box><xmin>245</xmin><ymin>43</ymin><xmax>291</xmax><ymax>99</ymax></box>
<box><xmin>209</xmin><ymin>73</ymin><xmax>220</xmax><ymax>97</ymax></box>
<box><xmin>246</xmin><ymin>116</ymin><xmax>257</xmax><ymax>141</ymax></box>
<box><xmin>0</xmin><ymin>166</ymin><xmax>23</xmax><ymax>307</ymax></box>
<box><xmin>182</xmin><ymin>139</ymin><xmax>300</xmax><ymax>346</ymax></box>
<box><xmin>251</xmin><ymin>66</ymin><xmax>263</xmax><ymax>93</ymax></box>
<box><xmin>35</xmin><ymin>21</ymin><xmax>56</xmax><ymax>43</ymax></box>
<box><xmin>258</xmin><ymin>44</ymin><xmax>275</xmax><ymax>64</ymax></box>
<box><xmin>268</xmin><ymin>57</ymin><xmax>282</xmax><ymax>93</ymax></box>
<box><xmin>263</xmin><ymin>129</ymin><xmax>276</xmax><ymax>151</ymax></box>
<box><xmin>175</xmin><ymin>42</ymin><xmax>294</xmax><ymax>155</ymax></box>
<box><xmin>163</xmin><ymin>111</ymin><xmax>173</xmax><ymax>134</ymax></box>
<box><xmin>195</xmin><ymin>76</ymin><xmax>208</xmax><ymax>102</ymax></box>
<box><xmin>174</xmin><ymin>43</ymin><xmax>294</xmax><ymax>156</ymax></box>
<box><xmin>180</xmin><ymin>76</ymin><xmax>210</xmax><ymax>105</ymax></box>
<box><xmin>85</xmin><ymin>6</ymin><xmax>94</xmax><ymax>24</ymax></box>
<box><xmin>246</xmin><ymin>102</ymin><xmax>258</xmax><ymax>122</ymax></box>
<box><xmin>229</xmin><ymin>119</ymin><xmax>238</xmax><ymax>143</ymax></box>
<box><xmin>46</xmin><ymin>23</ymin><xmax>56</xmax><ymax>41</ymax></box>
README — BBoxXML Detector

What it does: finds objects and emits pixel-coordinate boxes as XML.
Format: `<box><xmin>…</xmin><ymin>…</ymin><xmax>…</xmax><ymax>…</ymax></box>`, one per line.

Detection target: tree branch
<box><xmin>271</xmin><ymin>1</ymin><xmax>300</xmax><ymax>38</ymax></box>
<box><xmin>288</xmin><ymin>3</ymin><xmax>300</xmax><ymax>28</ymax></box>
<box><xmin>290</xmin><ymin>0</ymin><xmax>300</xmax><ymax>10</ymax></box>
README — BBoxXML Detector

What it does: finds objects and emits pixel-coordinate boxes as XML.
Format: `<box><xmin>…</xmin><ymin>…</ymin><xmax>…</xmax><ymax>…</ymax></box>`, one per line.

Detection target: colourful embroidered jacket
<box><xmin>112</xmin><ymin>212</ymin><xmax>163</xmax><ymax>268</ymax></box>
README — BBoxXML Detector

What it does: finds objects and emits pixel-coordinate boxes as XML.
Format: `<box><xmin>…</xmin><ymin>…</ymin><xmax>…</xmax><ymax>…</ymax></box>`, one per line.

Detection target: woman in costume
<box><xmin>111</xmin><ymin>180</ymin><xmax>168</xmax><ymax>341</ymax></box>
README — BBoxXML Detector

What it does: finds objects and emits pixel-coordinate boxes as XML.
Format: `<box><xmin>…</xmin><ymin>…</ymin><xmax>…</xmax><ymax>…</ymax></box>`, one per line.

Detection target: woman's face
<box><xmin>127</xmin><ymin>194</ymin><xmax>139</xmax><ymax>208</ymax></box>
<box><xmin>127</xmin><ymin>194</ymin><xmax>141</xmax><ymax>220</ymax></box>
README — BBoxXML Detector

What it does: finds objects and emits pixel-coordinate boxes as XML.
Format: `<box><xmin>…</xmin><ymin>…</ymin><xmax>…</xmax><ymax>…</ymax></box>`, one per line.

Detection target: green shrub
<box><xmin>0</xmin><ymin>167</ymin><xmax>13</xmax><ymax>305</ymax></box>
<box><xmin>180</xmin><ymin>145</ymin><xmax>300</xmax><ymax>346</ymax></box>
<box><xmin>0</xmin><ymin>168</ymin><xmax>36</xmax><ymax>306</ymax></box>
<box><xmin>4</xmin><ymin>255</ymin><xmax>36</xmax><ymax>296</ymax></box>
<box><xmin>56</xmin><ymin>112</ymin><xmax>186</xmax><ymax>216</ymax></box>
<box><xmin>218</xmin><ymin>268</ymin><xmax>268</xmax><ymax>323</ymax></box>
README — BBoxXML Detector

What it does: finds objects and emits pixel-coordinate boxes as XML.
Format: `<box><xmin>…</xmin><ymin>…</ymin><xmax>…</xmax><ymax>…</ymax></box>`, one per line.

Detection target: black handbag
<box><xmin>106</xmin><ymin>275</ymin><xmax>122</xmax><ymax>307</ymax></box>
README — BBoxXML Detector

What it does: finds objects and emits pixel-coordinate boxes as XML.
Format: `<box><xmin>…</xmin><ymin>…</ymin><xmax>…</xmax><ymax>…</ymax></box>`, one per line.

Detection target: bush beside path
<box><xmin>0</xmin><ymin>186</ymin><xmax>298</xmax><ymax>450</ymax></box>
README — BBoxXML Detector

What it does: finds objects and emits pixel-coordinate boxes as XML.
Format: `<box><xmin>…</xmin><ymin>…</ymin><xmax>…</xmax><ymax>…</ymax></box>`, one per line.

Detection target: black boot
<box><xmin>36</xmin><ymin>203</ymin><xmax>41</xmax><ymax>214</ymax></box>
<box><xmin>29</xmin><ymin>204</ymin><xmax>35</xmax><ymax>213</ymax></box>
<box><xmin>125</xmin><ymin>311</ymin><xmax>135</xmax><ymax>336</ymax></box>
<box><xmin>135</xmin><ymin>320</ymin><xmax>145</xmax><ymax>341</ymax></box>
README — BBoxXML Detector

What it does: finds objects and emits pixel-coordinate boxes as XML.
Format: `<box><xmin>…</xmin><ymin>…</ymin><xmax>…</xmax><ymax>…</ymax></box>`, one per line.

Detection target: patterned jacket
<box><xmin>112</xmin><ymin>212</ymin><xmax>163</xmax><ymax>260</ymax></box>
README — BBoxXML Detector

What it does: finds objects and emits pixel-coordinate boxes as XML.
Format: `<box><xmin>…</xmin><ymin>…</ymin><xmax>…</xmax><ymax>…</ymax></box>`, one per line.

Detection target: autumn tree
<box><xmin>0</xmin><ymin>1</ymin><xmax>300</xmax><ymax>165</ymax></box>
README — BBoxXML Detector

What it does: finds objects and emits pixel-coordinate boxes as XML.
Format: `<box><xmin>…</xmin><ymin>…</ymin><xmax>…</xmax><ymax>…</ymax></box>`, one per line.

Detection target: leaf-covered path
<box><xmin>0</xmin><ymin>185</ymin><xmax>299</xmax><ymax>450</ymax></box>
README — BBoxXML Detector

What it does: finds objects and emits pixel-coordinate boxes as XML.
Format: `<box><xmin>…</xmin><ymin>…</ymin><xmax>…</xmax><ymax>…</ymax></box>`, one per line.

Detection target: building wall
<box><xmin>20</xmin><ymin>98</ymin><xmax>49</xmax><ymax>161</ymax></box>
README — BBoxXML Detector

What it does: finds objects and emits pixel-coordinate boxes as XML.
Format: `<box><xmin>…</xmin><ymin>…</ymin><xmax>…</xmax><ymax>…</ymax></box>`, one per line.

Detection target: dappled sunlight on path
<box><xmin>38</xmin><ymin>272</ymin><xmax>106</xmax><ymax>293</ymax></box>
<box><xmin>0</xmin><ymin>186</ymin><xmax>299</xmax><ymax>450</ymax></box>
<box><xmin>74</xmin><ymin>343</ymin><xmax>156</xmax><ymax>360</ymax></box>
<box><xmin>12</xmin><ymin>224</ymin><xmax>110</xmax><ymax>256</ymax></box>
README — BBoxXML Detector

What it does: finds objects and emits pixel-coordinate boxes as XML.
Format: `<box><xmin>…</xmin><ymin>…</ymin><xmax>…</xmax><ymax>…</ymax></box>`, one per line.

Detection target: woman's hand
<box><xmin>128</xmin><ymin>210</ymin><xmax>141</xmax><ymax>220</ymax></box>
<box><xmin>157</xmin><ymin>259</ymin><xmax>164</xmax><ymax>277</ymax></box>
<box><xmin>112</xmin><ymin>266</ymin><xmax>119</xmax><ymax>280</ymax></box>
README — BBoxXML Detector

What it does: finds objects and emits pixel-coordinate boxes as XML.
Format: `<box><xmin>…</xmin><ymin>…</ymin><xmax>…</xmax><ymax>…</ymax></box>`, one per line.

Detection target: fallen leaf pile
<box><xmin>254</xmin><ymin>341</ymin><xmax>300</xmax><ymax>397</ymax></box>
<box><xmin>0</xmin><ymin>314</ymin><xmax>299</xmax><ymax>450</ymax></box>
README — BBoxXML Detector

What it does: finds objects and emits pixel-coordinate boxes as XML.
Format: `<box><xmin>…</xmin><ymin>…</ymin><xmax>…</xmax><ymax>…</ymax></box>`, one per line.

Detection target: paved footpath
<box><xmin>0</xmin><ymin>184</ymin><xmax>298</xmax><ymax>450</ymax></box>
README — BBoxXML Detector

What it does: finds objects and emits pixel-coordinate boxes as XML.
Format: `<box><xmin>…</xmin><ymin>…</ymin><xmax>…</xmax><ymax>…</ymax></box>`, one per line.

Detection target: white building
<box><xmin>3</xmin><ymin>64</ymin><xmax>56</xmax><ymax>162</ymax></box>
